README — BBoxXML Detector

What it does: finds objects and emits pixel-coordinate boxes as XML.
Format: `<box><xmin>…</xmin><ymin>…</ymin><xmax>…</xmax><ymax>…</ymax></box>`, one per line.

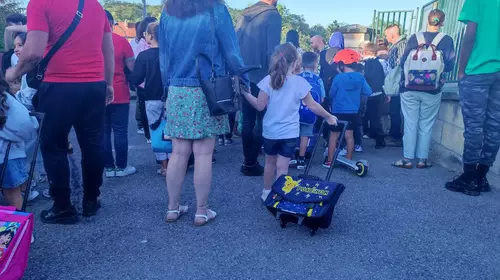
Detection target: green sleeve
<box><xmin>459</xmin><ymin>0</ymin><xmax>479</xmax><ymax>24</ymax></box>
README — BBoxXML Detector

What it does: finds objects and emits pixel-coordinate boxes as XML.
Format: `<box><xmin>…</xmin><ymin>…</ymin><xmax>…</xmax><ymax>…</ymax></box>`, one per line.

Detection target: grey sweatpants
<box><xmin>460</xmin><ymin>72</ymin><xmax>500</xmax><ymax>166</ymax></box>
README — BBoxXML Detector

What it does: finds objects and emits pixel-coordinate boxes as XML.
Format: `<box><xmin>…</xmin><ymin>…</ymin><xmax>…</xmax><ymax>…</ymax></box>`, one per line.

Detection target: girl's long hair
<box><xmin>269</xmin><ymin>43</ymin><xmax>298</xmax><ymax>90</ymax></box>
<box><xmin>0</xmin><ymin>73</ymin><xmax>10</xmax><ymax>130</ymax></box>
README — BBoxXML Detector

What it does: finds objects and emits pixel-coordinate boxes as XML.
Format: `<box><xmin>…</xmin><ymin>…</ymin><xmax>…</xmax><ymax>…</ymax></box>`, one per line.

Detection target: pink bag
<box><xmin>0</xmin><ymin>206</ymin><xmax>34</xmax><ymax>280</ymax></box>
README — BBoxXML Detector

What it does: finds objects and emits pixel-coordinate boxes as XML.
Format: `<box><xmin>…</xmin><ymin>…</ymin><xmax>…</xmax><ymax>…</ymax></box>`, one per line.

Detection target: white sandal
<box><xmin>194</xmin><ymin>209</ymin><xmax>217</xmax><ymax>226</ymax></box>
<box><xmin>165</xmin><ymin>205</ymin><xmax>189</xmax><ymax>223</ymax></box>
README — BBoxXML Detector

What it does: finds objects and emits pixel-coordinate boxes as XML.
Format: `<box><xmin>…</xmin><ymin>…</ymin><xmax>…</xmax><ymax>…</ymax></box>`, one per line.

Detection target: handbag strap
<box><xmin>38</xmin><ymin>0</ymin><xmax>85</xmax><ymax>71</ymax></box>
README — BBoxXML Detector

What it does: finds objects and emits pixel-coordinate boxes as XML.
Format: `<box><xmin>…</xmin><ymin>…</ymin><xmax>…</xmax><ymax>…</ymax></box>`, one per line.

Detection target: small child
<box><xmin>296</xmin><ymin>52</ymin><xmax>326</xmax><ymax>170</ymax></box>
<box><xmin>242</xmin><ymin>43</ymin><xmax>337</xmax><ymax>202</ymax></box>
<box><xmin>130</xmin><ymin>22</ymin><xmax>169</xmax><ymax>176</ymax></box>
<box><xmin>362</xmin><ymin>42</ymin><xmax>389</xmax><ymax>149</ymax></box>
<box><xmin>0</xmin><ymin>75</ymin><xmax>38</xmax><ymax>210</ymax></box>
<box><xmin>323</xmin><ymin>49</ymin><xmax>372</xmax><ymax>168</ymax></box>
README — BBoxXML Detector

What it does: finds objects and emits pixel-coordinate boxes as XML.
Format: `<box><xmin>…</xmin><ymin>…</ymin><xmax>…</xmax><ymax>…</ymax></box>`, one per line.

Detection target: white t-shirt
<box><xmin>258</xmin><ymin>75</ymin><xmax>312</xmax><ymax>140</ymax></box>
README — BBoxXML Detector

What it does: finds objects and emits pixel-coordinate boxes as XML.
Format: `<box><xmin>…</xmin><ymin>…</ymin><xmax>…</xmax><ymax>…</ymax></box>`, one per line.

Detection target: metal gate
<box><xmin>371</xmin><ymin>9</ymin><xmax>419</xmax><ymax>42</ymax></box>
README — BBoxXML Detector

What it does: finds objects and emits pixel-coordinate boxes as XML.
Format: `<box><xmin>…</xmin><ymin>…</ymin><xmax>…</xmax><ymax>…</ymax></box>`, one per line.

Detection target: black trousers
<box><xmin>37</xmin><ymin>81</ymin><xmax>106</xmax><ymax>208</ymax></box>
<box><xmin>241</xmin><ymin>83</ymin><xmax>265</xmax><ymax>165</ymax></box>
<box><xmin>365</xmin><ymin>94</ymin><xmax>385</xmax><ymax>144</ymax></box>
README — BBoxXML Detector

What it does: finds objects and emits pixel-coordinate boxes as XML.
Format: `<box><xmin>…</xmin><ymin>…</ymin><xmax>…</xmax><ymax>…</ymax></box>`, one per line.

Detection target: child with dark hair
<box><xmin>362</xmin><ymin>42</ymin><xmax>389</xmax><ymax>149</ymax></box>
<box><xmin>0</xmin><ymin>73</ymin><xmax>38</xmax><ymax>210</ymax></box>
<box><xmin>242</xmin><ymin>43</ymin><xmax>337</xmax><ymax>201</ymax></box>
<box><xmin>296</xmin><ymin>51</ymin><xmax>325</xmax><ymax>169</ymax></box>
<box><xmin>323</xmin><ymin>49</ymin><xmax>372</xmax><ymax>168</ymax></box>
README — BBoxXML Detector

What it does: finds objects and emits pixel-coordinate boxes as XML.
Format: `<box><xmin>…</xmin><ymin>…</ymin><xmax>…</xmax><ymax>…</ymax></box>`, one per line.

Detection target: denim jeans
<box><xmin>390</xmin><ymin>96</ymin><xmax>403</xmax><ymax>139</ymax></box>
<box><xmin>241</xmin><ymin>83</ymin><xmax>265</xmax><ymax>166</ymax></box>
<box><xmin>401</xmin><ymin>91</ymin><xmax>441</xmax><ymax>159</ymax></box>
<box><xmin>102</xmin><ymin>103</ymin><xmax>130</xmax><ymax>169</ymax></box>
<box><xmin>460</xmin><ymin>72</ymin><xmax>500</xmax><ymax>166</ymax></box>
<box><xmin>37</xmin><ymin>81</ymin><xmax>106</xmax><ymax>208</ymax></box>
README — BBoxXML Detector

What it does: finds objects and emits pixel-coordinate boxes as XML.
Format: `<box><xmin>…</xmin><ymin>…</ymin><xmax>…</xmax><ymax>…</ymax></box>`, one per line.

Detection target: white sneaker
<box><xmin>217</xmin><ymin>138</ymin><xmax>225</xmax><ymax>146</ymax></box>
<box><xmin>105</xmin><ymin>168</ymin><xmax>116</xmax><ymax>178</ymax></box>
<box><xmin>42</xmin><ymin>189</ymin><xmax>50</xmax><ymax>198</ymax></box>
<box><xmin>137</xmin><ymin>128</ymin><xmax>145</xmax><ymax>135</ymax></box>
<box><xmin>31</xmin><ymin>234</ymin><xmax>34</xmax><ymax>244</ymax></box>
<box><xmin>261</xmin><ymin>189</ymin><xmax>271</xmax><ymax>202</ymax></box>
<box><xmin>30</xmin><ymin>179</ymin><xmax>37</xmax><ymax>188</ymax></box>
<box><xmin>363</xmin><ymin>135</ymin><xmax>370</xmax><ymax>139</ymax></box>
<box><xmin>146</xmin><ymin>139</ymin><xmax>152</xmax><ymax>144</ymax></box>
<box><xmin>323</xmin><ymin>147</ymin><xmax>328</xmax><ymax>157</ymax></box>
<box><xmin>339</xmin><ymin>149</ymin><xmax>347</xmax><ymax>156</ymax></box>
<box><xmin>355</xmin><ymin>145</ymin><xmax>363</xmax><ymax>152</ymax></box>
<box><xmin>26</xmin><ymin>190</ymin><xmax>40</xmax><ymax>202</ymax></box>
<box><xmin>115</xmin><ymin>165</ymin><xmax>137</xmax><ymax>177</ymax></box>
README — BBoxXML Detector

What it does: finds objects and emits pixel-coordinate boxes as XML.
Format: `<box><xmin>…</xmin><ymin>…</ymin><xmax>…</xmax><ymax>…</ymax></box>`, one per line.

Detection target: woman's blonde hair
<box><xmin>269</xmin><ymin>43</ymin><xmax>298</xmax><ymax>90</ymax></box>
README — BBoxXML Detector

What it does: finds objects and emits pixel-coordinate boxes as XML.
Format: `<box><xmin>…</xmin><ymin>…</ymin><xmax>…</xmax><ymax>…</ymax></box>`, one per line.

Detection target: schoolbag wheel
<box><xmin>355</xmin><ymin>161</ymin><xmax>368</xmax><ymax>177</ymax></box>
<box><xmin>279</xmin><ymin>218</ymin><xmax>287</xmax><ymax>228</ymax></box>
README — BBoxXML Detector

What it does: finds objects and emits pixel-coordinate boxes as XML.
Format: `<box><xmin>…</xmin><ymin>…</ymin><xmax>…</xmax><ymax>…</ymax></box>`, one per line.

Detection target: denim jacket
<box><xmin>159</xmin><ymin>3</ymin><xmax>249</xmax><ymax>89</ymax></box>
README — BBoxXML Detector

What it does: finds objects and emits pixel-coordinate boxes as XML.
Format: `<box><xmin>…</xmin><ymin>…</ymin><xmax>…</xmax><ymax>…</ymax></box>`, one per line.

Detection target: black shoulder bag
<box><xmin>196</xmin><ymin>8</ymin><xmax>260</xmax><ymax>117</ymax></box>
<box><xmin>26</xmin><ymin>0</ymin><xmax>85</xmax><ymax>90</ymax></box>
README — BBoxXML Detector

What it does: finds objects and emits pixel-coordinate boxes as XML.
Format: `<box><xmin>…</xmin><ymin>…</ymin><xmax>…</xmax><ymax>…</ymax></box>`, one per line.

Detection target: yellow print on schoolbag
<box><xmin>282</xmin><ymin>176</ymin><xmax>301</xmax><ymax>194</ymax></box>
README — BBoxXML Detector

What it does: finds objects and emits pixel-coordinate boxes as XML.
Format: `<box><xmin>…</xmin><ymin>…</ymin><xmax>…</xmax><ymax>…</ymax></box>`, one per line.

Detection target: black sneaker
<box><xmin>445</xmin><ymin>174</ymin><xmax>480</xmax><ymax>196</ymax></box>
<box><xmin>297</xmin><ymin>158</ymin><xmax>306</xmax><ymax>170</ymax></box>
<box><xmin>40</xmin><ymin>205</ymin><xmax>78</xmax><ymax>224</ymax></box>
<box><xmin>82</xmin><ymin>199</ymin><xmax>102</xmax><ymax>218</ymax></box>
<box><xmin>240</xmin><ymin>162</ymin><xmax>264</xmax><ymax>176</ymax></box>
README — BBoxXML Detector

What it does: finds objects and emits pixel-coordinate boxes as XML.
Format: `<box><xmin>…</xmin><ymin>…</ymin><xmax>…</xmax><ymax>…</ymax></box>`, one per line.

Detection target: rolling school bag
<box><xmin>264</xmin><ymin>121</ymin><xmax>348</xmax><ymax>236</ymax></box>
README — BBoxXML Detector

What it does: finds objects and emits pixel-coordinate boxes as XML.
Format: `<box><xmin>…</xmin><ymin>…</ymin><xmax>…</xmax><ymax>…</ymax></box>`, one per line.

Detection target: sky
<box><xmin>146</xmin><ymin>0</ymin><xmax>432</xmax><ymax>26</ymax></box>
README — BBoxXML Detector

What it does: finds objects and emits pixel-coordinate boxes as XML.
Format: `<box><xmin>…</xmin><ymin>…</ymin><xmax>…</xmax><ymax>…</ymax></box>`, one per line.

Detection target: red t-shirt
<box><xmin>27</xmin><ymin>0</ymin><xmax>111</xmax><ymax>83</ymax></box>
<box><xmin>112</xmin><ymin>33</ymin><xmax>134</xmax><ymax>104</ymax></box>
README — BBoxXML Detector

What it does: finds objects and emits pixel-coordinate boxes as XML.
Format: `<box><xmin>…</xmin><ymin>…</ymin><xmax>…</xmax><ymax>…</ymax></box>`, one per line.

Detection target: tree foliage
<box><xmin>0</xmin><ymin>0</ymin><xmax>25</xmax><ymax>50</ymax></box>
<box><xmin>100</xmin><ymin>0</ymin><xmax>162</xmax><ymax>23</ymax></box>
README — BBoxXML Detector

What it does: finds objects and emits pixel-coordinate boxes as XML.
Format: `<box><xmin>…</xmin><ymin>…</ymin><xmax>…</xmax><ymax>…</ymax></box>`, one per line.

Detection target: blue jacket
<box><xmin>330</xmin><ymin>72</ymin><xmax>372</xmax><ymax>114</ymax></box>
<box><xmin>159</xmin><ymin>3</ymin><xmax>249</xmax><ymax>88</ymax></box>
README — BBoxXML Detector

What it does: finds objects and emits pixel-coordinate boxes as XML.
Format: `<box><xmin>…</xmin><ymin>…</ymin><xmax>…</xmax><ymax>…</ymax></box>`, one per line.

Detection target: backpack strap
<box><xmin>431</xmin><ymin>33</ymin><xmax>446</xmax><ymax>47</ymax></box>
<box><xmin>415</xmin><ymin>32</ymin><xmax>426</xmax><ymax>46</ymax></box>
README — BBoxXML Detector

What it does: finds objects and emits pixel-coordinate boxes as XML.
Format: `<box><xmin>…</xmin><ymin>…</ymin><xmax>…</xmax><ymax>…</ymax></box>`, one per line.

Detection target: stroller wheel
<box><xmin>355</xmin><ymin>161</ymin><xmax>368</xmax><ymax>177</ymax></box>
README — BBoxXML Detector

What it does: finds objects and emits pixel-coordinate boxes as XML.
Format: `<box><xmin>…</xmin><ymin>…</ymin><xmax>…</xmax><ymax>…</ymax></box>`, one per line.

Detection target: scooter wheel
<box><xmin>355</xmin><ymin>162</ymin><xmax>368</xmax><ymax>177</ymax></box>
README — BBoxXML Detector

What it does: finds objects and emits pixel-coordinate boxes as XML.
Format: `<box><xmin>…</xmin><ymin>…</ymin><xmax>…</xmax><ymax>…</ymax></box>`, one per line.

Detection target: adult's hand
<box><xmin>106</xmin><ymin>86</ymin><xmax>114</xmax><ymax>105</ymax></box>
<box><xmin>5</xmin><ymin>68</ymin><xmax>19</xmax><ymax>83</ymax></box>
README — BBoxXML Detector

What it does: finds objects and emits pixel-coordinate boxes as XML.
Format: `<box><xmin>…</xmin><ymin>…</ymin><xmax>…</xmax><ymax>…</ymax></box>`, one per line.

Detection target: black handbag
<box><xmin>26</xmin><ymin>0</ymin><xmax>84</xmax><ymax>89</ymax></box>
<box><xmin>196</xmin><ymin>9</ymin><xmax>260</xmax><ymax>117</ymax></box>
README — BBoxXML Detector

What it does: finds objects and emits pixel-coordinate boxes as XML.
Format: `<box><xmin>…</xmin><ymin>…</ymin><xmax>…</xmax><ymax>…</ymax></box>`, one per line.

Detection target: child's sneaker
<box><xmin>297</xmin><ymin>158</ymin><xmax>306</xmax><ymax>170</ymax></box>
<box><xmin>38</xmin><ymin>174</ymin><xmax>47</xmax><ymax>183</ymax></box>
<box><xmin>146</xmin><ymin>139</ymin><xmax>152</xmax><ymax>144</ymax></box>
<box><xmin>217</xmin><ymin>138</ymin><xmax>225</xmax><ymax>146</ymax></box>
<box><xmin>23</xmin><ymin>188</ymin><xmax>39</xmax><ymax>202</ymax></box>
<box><xmin>105</xmin><ymin>168</ymin><xmax>116</xmax><ymax>178</ymax></box>
<box><xmin>323</xmin><ymin>147</ymin><xmax>328</xmax><ymax>157</ymax></box>
<box><xmin>116</xmin><ymin>165</ymin><xmax>137</xmax><ymax>177</ymax></box>
<box><xmin>224</xmin><ymin>139</ymin><xmax>234</xmax><ymax>146</ymax></box>
<box><xmin>137</xmin><ymin>128</ymin><xmax>145</xmax><ymax>135</ymax></box>
<box><xmin>339</xmin><ymin>149</ymin><xmax>347</xmax><ymax>156</ymax></box>
<box><xmin>355</xmin><ymin>145</ymin><xmax>363</xmax><ymax>152</ymax></box>
<box><xmin>323</xmin><ymin>160</ymin><xmax>332</xmax><ymax>169</ymax></box>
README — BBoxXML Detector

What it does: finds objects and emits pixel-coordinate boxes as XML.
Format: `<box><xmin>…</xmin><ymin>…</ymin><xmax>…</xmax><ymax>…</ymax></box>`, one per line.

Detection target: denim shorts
<box><xmin>300</xmin><ymin>123</ymin><xmax>314</xmax><ymax>137</ymax></box>
<box><xmin>263</xmin><ymin>138</ymin><xmax>297</xmax><ymax>158</ymax></box>
<box><xmin>0</xmin><ymin>158</ymin><xmax>28</xmax><ymax>189</ymax></box>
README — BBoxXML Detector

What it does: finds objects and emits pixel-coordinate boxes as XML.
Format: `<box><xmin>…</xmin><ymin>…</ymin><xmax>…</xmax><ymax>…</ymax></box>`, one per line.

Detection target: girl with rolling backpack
<box><xmin>241</xmin><ymin>43</ymin><xmax>337</xmax><ymax>202</ymax></box>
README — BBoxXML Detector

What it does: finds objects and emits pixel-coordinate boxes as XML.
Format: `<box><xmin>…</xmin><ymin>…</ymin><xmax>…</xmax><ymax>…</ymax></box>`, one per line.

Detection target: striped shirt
<box><xmin>388</xmin><ymin>36</ymin><xmax>408</xmax><ymax>69</ymax></box>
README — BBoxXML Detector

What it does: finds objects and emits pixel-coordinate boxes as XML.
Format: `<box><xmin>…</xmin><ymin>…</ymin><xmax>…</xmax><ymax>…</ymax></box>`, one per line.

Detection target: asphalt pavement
<box><xmin>22</xmin><ymin>102</ymin><xmax>500</xmax><ymax>280</ymax></box>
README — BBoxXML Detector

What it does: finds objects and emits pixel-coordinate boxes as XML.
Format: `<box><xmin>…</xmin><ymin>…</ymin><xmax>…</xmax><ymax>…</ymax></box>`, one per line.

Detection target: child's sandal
<box><xmin>392</xmin><ymin>158</ymin><xmax>413</xmax><ymax>169</ymax></box>
<box><xmin>165</xmin><ymin>205</ymin><xmax>188</xmax><ymax>223</ymax></box>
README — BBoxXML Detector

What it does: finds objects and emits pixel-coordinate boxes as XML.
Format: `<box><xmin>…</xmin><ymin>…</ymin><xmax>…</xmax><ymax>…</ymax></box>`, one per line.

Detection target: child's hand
<box><xmin>326</xmin><ymin>114</ymin><xmax>338</xmax><ymax>126</ymax></box>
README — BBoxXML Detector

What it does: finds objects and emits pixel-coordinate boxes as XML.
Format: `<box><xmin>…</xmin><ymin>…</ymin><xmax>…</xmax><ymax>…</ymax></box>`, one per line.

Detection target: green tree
<box><xmin>228</xmin><ymin>7</ymin><xmax>243</xmax><ymax>27</ymax></box>
<box><xmin>310</xmin><ymin>24</ymin><xmax>327</xmax><ymax>39</ymax></box>
<box><xmin>0</xmin><ymin>0</ymin><xmax>25</xmax><ymax>50</ymax></box>
<box><xmin>101</xmin><ymin>0</ymin><xmax>143</xmax><ymax>22</ymax></box>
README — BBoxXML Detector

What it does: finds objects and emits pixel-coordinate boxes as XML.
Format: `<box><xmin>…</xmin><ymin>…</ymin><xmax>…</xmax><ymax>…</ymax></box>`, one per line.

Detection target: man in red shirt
<box><xmin>103</xmin><ymin>10</ymin><xmax>136</xmax><ymax>178</ymax></box>
<box><xmin>5</xmin><ymin>0</ymin><xmax>115</xmax><ymax>224</ymax></box>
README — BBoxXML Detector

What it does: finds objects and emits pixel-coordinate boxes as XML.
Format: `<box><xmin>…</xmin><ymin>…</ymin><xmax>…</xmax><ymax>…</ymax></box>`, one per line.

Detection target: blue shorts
<box><xmin>263</xmin><ymin>138</ymin><xmax>297</xmax><ymax>158</ymax></box>
<box><xmin>0</xmin><ymin>158</ymin><xmax>28</xmax><ymax>189</ymax></box>
<box><xmin>300</xmin><ymin>123</ymin><xmax>314</xmax><ymax>137</ymax></box>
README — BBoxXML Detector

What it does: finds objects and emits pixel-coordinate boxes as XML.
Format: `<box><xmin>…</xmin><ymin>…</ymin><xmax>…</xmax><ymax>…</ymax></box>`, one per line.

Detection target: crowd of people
<box><xmin>0</xmin><ymin>0</ymin><xmax>498</xmax><ymax>228</ymax></box>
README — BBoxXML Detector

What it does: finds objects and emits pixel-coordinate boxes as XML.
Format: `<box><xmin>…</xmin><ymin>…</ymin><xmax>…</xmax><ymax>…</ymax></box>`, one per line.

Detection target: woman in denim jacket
<box><xmin>159</xmin><ymin>0</ymin><xmax>249</xmax><ymax>226</ymax></box>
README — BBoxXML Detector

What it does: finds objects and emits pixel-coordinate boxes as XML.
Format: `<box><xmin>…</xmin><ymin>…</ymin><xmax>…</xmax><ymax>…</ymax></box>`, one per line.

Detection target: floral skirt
<box><xmin>165</xmin><ymin>87</ymin><xmax>229</xmax><ymax>139</ymax></box>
